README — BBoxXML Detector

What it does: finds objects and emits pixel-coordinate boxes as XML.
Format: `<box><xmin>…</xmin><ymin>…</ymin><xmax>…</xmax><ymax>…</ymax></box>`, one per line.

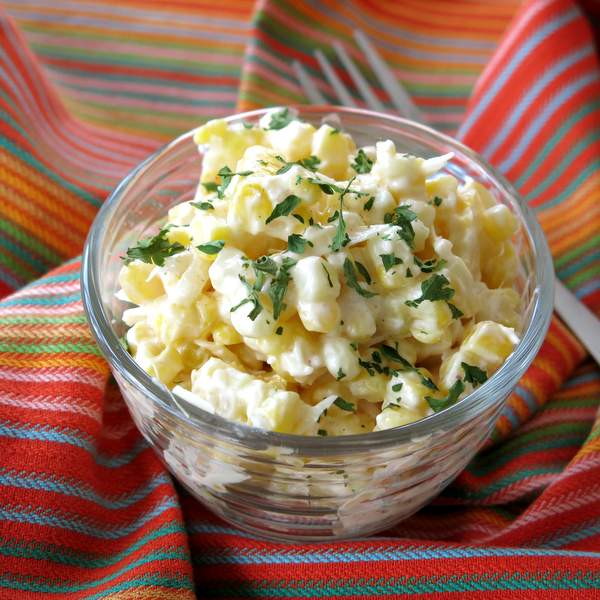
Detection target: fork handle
<box><xmin>554</xmin><ymin>279</ymin><xmax>600</xmax><ymax>365</ymax></box>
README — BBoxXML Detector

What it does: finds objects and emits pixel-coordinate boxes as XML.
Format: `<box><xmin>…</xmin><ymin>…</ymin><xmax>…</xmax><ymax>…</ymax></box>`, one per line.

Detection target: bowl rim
<box><xmin>81</xmin><ymin>105</ymin><xmax>554</xmax><ymax>452</ymax></box>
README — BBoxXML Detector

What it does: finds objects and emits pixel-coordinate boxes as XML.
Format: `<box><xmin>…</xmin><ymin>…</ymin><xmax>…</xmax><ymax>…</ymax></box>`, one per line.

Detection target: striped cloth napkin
<box><xmin>0</xmin><ymin>0</ymin><xmax>599</xmax><ymax>597</ymax></box>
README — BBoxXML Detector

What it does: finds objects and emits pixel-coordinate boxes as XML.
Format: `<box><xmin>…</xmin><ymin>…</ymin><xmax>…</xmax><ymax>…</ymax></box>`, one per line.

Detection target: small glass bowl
<box><xmin>82</xmin><ymin>107</ymin><xmax>554</xmax><ymax>542</ymax></box>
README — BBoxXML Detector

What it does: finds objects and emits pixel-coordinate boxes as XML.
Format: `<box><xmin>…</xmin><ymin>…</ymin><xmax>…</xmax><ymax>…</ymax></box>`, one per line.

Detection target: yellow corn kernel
<box><xmin>347</xmin><ymin>372</ymin><xmax>388</xmax><ymax>403</ymax></box>
<box><xmin>297</xmin><ymin>300</ymin><xmax>340</xmax><ymax>333</ymax></box>
<box><xmin>375</xmin><ymin>406</ymin><xmax>423</xmax><ymax>430</ymax></box>
<box><xmin>482</xmin><ymin>204</ymin><xmax>518</xmax><ymax>242</ymax></box>
<box><xmin>165</xmin><ymin>227</ymin><xmax>191</xmax><ymax>247</ymax></box>
<box><xmin>462</xmin><ymin>321</ymin><xmax>518</xmax><ymax>368</ymax></box>
<box><xmin>118</xmin><ymin>262</ymin><xmax>165</xmax><ymax>305</ymax></box>
<box><xmin>228</xmin><ymin>183</ymin><xmax>272</xmax><ymax>234</ymax></box>
<box><xmin>482</xmin><ymin>240</ymin><xmax>517</xmax><ymax>289</ymax></box>
<box><xmin>147</xmin><ymin>346</ymin><xmax>183</xmax><ymax>385</ymax></box>
<box><xmin>408</xmin><ymin>299</ymin><xmax>452</xmax><ymax>344</ymax></box>
<box><xmin>311</xmin><ymin>125</ymin><xmax>355</xmax><ymax>179</ymax></box>
<box><xmin>212</xmin><ymin>322</ymin><xmax>243</xmax><ymax>346</ymax></box>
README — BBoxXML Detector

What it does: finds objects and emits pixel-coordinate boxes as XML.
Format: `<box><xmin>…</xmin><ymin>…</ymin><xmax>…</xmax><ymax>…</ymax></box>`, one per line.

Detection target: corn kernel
<box><xmin>212</xmin><ymin>322</ymin><xmax>243</xmax><ymax>346</ymax></box>
<box><xmin>118</xmin><ymin>262</ymin><xmax>164</xmax><ymax>305</ymax></box>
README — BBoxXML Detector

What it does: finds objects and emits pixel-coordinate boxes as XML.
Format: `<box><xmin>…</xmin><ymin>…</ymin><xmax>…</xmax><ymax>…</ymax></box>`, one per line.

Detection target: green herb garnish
<box><xmin>266</xmin><ymin>108</ymin><xmax>293</xmax><ymax>130</ymax></box>
<box><xmin>276</xmin><ymin>155</ymin><xmax>321</xmax><ymax>175</ymax></box>
<box><xmin>354</xmin><ymin>261</ymin><xmax>372</xmax><ymax>284</ymax></box>
<box><xmin>196</xmin><ymin>240</ymin><xmax>225</xmax><ymax>255</ymax></box>
<box><xmin>414</xmin><ymin>256</ymin><xmax>446</xmax><ymax>273</ymax></box>
<box><xmin>363</xmin><ymin>196</ymin><xmax>375</xmax><ymax>211</ymax></box>
<box><xmin>317</xmin><ymin>428</ymin><xmax>328</xmax><ymax>436</ymax></box>
<box><xmin>426</xmin><ymin>379</ymin><xmax>465</xmax><ymax>412</ymax></box>
<box><xmin>287</xmin><ymin>233</ymin><xmax>312</xmax><ymax>254</ymax></box>
<box><xmin>343</xmin><ymin>258</ymin><xmax>377</xmax><ymax>298</ymax></box>
<box><xmin>190</xmin><ymin>201</ymin><xmax>214</xmax><ymax>211</ymax></box>
<box><xmin>380</xmin><ymin>344</ymin><xmax>438</xmax><ymax>390</ymax></box>
<box><xmin>448</xmin><ymin>303</ymin><xmax>464</xmax><ymax>319</ymax></box>
<box><xmin>461</xmin><ymin>363</ymin><xmax>488</xmax><ymax>387</ymax></box>
<box><xmin>275</xmin><ymin>326</ymin><xmax>283</xmax><ymax>335</ymax></box>
<box><xmin>380</xmin><ymin>254</ymin><xmax>403</xmax><ymax>272</ymax></box>
<box><xmin>333</xmin><ymin>396</ymin><xmax>355</xmax><ymax>412</ymax></box>
<box><xmin>384</xmin><ymin>205</ymin><xmax>418</xmax><ymax>247</ymax></box>
<box><xmin>433</xmin><ymin>196</ymin><xmax>443</xmax><ymax>207</ymax></box>
<box><xmin>231</xmin><ymin>274</ymin><xmax>263</xmax><ymax>321</ymax></box>
<box><xmin>351</xmin><ymin>148</ymin><xmax>373</xmax><ymax>174</ymax></box>
<box><xmin>201</xmin><ymin>182</ymin><xmax>219</xmax><ymax>192</ymax></box>
<box><xmin>123</xmin><ymin>228</ymin><xmax>185</xmax><ymax>267</ymax></box>
<box><xmin>265</xmin><ymin>195</ymin><xmax>302</xmax><ymax>224</ymax></box>
<box><xmin>292</xmin><ymin>213</ymin><xmax>305</xmax><ymax>224</ymax></box>
<box><xmin>216</xmin><ymin>166</ymin><xmax>253</xmax><ymax>199</ymax></box>
<box><xmin>321</xmin><ymin>263</ymin><xmax>334</xmax><ymax>288</ymax></box>
<box><xmin>392</xmin><ymin>383</ymin><xmax>403</xmax><ymax>392</ymax></box>
<box><xmin>336</xmin><ymin>368</ymin><xmax>346</xmax><ymax>381</ymax></box>
<box><xmin>405</xmin><ymin>274</ymin><xmax>455</xmax><ymax>308</ymax></box>
<box><xmin>268</xmin><ymin>257</ymin><xmax>297</xmax><ymax>320</ymax></box>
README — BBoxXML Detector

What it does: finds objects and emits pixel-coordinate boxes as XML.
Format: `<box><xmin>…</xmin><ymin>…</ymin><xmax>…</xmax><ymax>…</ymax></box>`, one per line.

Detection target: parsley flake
<box><xmin>266</xmin><ymin>108</ymin><xmax>293</xmax><ymax>130</ymax></box>
<box><xmin>426</xmin><ymin>379</ymin><xmax>465</xmax><ymax>412</ymax></box>
<box><xmin>433</xmin><ymin>196</ymin><xmax>443</xmax><ymax>207</ymax></box>
<box><xmin>384</xmin><ymin>205</ymin><xmax>418</xmax><ymax>247</ymax></box>
<box><xmin>216</xmin><ymin>166</ymin><xmax>253</xmax><ymax>199</ymax></box>
<box><xmin>201</xmin><ymin>182</ymin><xmax>219</xmax><ymax>192</ymax></box>
<box><xmin>380</xmin><ymin>344</ymin><xmax>438</xmax><ymax>390</ymax></box>
<box><xmin>124</xmin><ymin>228</ymin><xmax>185</xmax><ymax>267</ymax></box>
<box><xmin>461</xmin><ymin>363</ymin><xmax>488</xmax><ymax>387</ymax></box>
<box><xmin>405</xmin><ymin>274</ymin><xmax>455</xmax><ymax>308</ymax></box>
<box><xmin>354</xmin><ymin>261</ymin><xmax>372</xmax><ymax>284</ymax></box>
<box><xmin>363</xmin><ymin>196</ymin><xmax>375</xmax><ymax>211</ymax></box>
<box><xmin>392</xmin><ymin>383</ymin><xmax>403</xmax><ymax>392</ymax></box>
<box><xmin>275</xmin><ymin>326</ymin><xmax>283</xmax><ymax>335</ymax></box>
<box><xmin>190</xmin><ymin>201</ymin><xmax>214</xmax><ymax>211</ymax></box>
<box><xmin>343</xmin><ymin>258</ymin><xmax>377</xmax><ymax>298</ymax></box>
<box><xmin>380</xmin><ymin>254</ymin><xmax>403</xmax><ymax>272</ymax></box>
<box><xmin>333</xmin><ymin>397</ymin><xmax>355</xmax><ymax>412</ymax></box>
<box><xmin>330</xmin><ymin>128</ymin><xmax>340</xmax><ymax>135</ymax></box>
<box><xmin>317</xmin><ymin>428</ymin><xmax>328</xmax><ymax>436</ymax></box>
<box><xmin>292</xmin><ymin>213</ymin><xmax>305</xmax><ymax>224</ymax></box>
<box><xmin>321</xmin><ymin>263</ymin><xmax>334</xmax><ymax>288</ymax></box>
<box><xmin>266</xmin><ymin>195</ymin><xmax>302</xmax><ymax>224</ymax></box>
<box><xmin>268</xmin><ymin>257</ymin><xmax>297</xmax><ymax>320</ymax></box>
<box><xmin>351</xmin><ymin>148</ymin><xmax>373</xmax><ymax>174</ymax></box>
<box><xmin>448</xmin><ymin>303</ymin><xmax>464</xmax><ymax>319</ymax></box>
<box><xmin>288</xmin><ymin>233</ymin><xmax>312</xmax><ymax>254</ymax></box>
<box><xmin>414</xmin><ymin>256</ymin><xmax>446</xmax><ymax>273</ymax></box>
<box><xmin>231</xmin><ymin>274</ymin><xmax>263</xmax><ymax>321</ymax></box>
<box><xmin>336</xmin><ymin>368</ymin><xmax>346</xmax><ymax>381</ymax></box>
<box><xmin>196</xmin><ymin>240</ymin><xmax>225</xmax><ymax>255</ymax></box>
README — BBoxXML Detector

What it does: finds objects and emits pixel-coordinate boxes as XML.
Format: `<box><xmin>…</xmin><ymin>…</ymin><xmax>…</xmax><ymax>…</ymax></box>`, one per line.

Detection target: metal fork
<box><xmin>293</xmin><ymin>31</ymin><xmax>600</xmax><ymax>365</ymax></box>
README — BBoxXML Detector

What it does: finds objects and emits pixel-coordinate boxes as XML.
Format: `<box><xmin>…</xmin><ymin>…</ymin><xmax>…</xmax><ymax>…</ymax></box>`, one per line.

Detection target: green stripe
<box><xmin>0</xmin><ymin>315</ymin><xmax>87</xmax><ymax>325</ymax></box>
<box><xmin>0</xmin><ymin>342</ymin><xmax>101</xmax><ymax>355</ymax></box>
<box><xmin>515</xmin><ymin>100</ymin><xmax>600</xmax><ymax>188</ymax></box>
<box><xmin>557</xmin><ymin>245</ymin><xmax>600</xmax><ymax>279</ymax></box>
<box><xmin>565</xmin><ymin>263</ymin><xmax>600</xmax><ymax>288</ymax></box>
<box><xmin>30</xmin><ymin>43</ymin><xmax>241</xmax><ymax>75</ymax></box>
<box><xmin>202</xmin><ymin>572</ymin><xmax>600</xmax><ymax>596</ymax></box>
<box><xmin>0</xmin><ymin>219</ymin><xmax>63</xmax><ymax>265</ymax></box>
<box><xmin>0</xmin><ymin>136</ymin><xmax>100</xmax><ymax>207</ymax></box>
<box><xmin>555</xmin><ymin>235</ymin><xmax>600</xmax><ymax>268</ymax></box>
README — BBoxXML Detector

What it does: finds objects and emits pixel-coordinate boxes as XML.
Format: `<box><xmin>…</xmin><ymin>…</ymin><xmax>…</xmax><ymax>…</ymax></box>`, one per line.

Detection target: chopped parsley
<box><xmin>351</xmin><ymin>148</ymin><xmax>373</xmax><ymax>174</ymax></box>
<box><xmin>317</xmin><ymin>428</ymin><xmax>328</xmax><ymax>436</ymax></box>
<box><xmin>363</xmin><ymin>196</ymin><xmax>375</xmax><ymax>211</ymax></box>
<box><xmin>265</xmin><ymin>195</ymin><xmax>302</xmax><ymax>224</ymax></box>
<box><xmin>306</xmin><ymin>177</ymin><xmax>369</xmax><ymax>198</ymax></box>
<box><xmin>433</xmin><ymin>196</ymin><xmax>443</xmax><ymax>207</ymax></box>
<box><xmin>275</xmin><ymin>155</ymin><xmax>321</xmax><ymax>175</ymax></box>
<box><xmin>275</xmin><ymin>326</ymin><xmax>283</xmax><ymax>335</ymax></box>
<box><xmin>406</xmin><ymin>268</ymin><xmax>413</xmax><ymax>277</ymax></box>
<box><xmin>321</xmin><ymin>263</ymin><xmax>334</xmax><ymax>287</ymax></box>
<box><xmin>190</xmin><ymin>201</ymin><xmax>214</xmax><ymax>210</ymax></box>
<box><xmin>266</xmin><ymin>108</ymin><xmax>293</xmax><ymax>130</ymax></box>
<box><xmin>216</xmin><ymin>166</ymin><xmax>253</xmax><ymax>199</ymax></box>
<box><xmin>426</xmin><ymin>379</ymin><xmax>465</xmax><ymax>412</ymax></box>
<box><xmin>123</xmin><ymin>228</ymin><xmax>185</xmax><ymax>267</ymax></box>
<box><xmin>392</xmin><ymin>383</ymin><xmax>403</xmax><ymax>392</ymax></box>
<box><xmin>251</xmin><ymin>255</ymin><xmax>278</xmax><ymax>275</ymax></box>
<box><xmin>461</xmin><ymin>362</ymin><xmax>488</xmax><ymax>387</ymax></box>
<box><xmin>333</xmin><ymin>397</ymin><xmax>355</xmax><ymax>412</ymax></box>
<box><xmin>231</xmin><ymin>274</ymin><xmax>264</xmax><ymax>321</ymax></box>
<box><xmin>380</xmin><ymin>254</ymin><xmax>403</xmax><ymax>272</ymax></box>
<box><xmin>292</xmin><ymin>213</ymin><xmax>305</xmax><ymax>224</ymax></box>
<box><xmin>405</xmin><ymin>274</ymin><xmax>455</xmax><ymax>308</ymax></box>
<box><xmin>330</xmin><ymin>177</ymin><xmax>365</xmax><ymax>252</ymax></box>
<box><xmin>343</xmin><ymin>258</ymin><xmax>377</xmax><ymax>298</ymax></box>
<box><xmin>267</xmin><ymin>257</ymin><xmax>297</xmax><ymax>320</ymax></box>
<box><xmin>414</xmin><ymin>256</ymin><xmax>446</xmax><ymax>273</ymax></box>
<box><xmin>201</xmin><ymin>182</ymin><xmax>219</xmax><ymax>192</ymax></box>
<box><xmin>196</xmin><ymin>240</ymin><xmax>225</xmax><ymax>255</ymax></box>
<box><xmin>287</xmin><ymin>233</ymin><xmax>312</xmax><ymax>254</ymax></box>
<box><xmin>242</xmin><ymin>121</ymin><xmax>254</xmax><ymax>129</ymax></box>
<box><xmin>330</xmin><ymin>128</ymin><xmax>340</xmax><ymax>135</ymax></box>
<box><xmin>354</xmin><ymin>261</ymin><xmax>372</xmax><ymax>284</ymax></box>
<box><xmin>336</xmin><ymin>368</ymin><xmax>346</xmax><ymax>381</ymax></box>
<box><xmin>384</xmin><ymin>205</ymin><xmax>418</xmax><ymax>247</ymax></box>
<box><xmin>380</xmin><ymin>344</ymin><xmax>438</xmax><ymax>390</ymax></box>
<box><xmin>448</xmin><ymin>303</ymin><xmax>464</xmax><ymax>319</ymax></box>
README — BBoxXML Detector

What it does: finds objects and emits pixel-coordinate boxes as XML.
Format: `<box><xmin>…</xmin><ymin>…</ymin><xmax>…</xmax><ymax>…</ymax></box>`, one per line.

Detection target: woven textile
<box><xmin>0</xmin><ymin>0</ymin><xmax>599</xmax><ymax>597</ymax></box>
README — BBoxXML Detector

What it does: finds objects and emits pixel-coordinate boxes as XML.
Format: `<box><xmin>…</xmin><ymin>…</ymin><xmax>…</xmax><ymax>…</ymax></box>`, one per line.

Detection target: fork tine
<box><xmin>332</xmin><ymin>40</ymin><xmax>385</xmax><ymax>112</ymax></box>
<box><xmin>292</xmin><ymin>60</ymin><xmax>327</xmax><ymax>104</ymax></box>
<box><xmin>353</xmin><ymin>30</ymin><xmax>425</xmax><ymax>123</ymax></box>
<box><xmin>314</xmin><ymin>50</ymin><xmax>356</xmax><ymax>107</ymax></box>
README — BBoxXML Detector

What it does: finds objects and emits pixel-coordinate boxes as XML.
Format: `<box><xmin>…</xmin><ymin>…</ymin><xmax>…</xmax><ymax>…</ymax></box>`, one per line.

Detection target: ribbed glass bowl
<box><xmin>82</xmin><ymin>106</ymin><xmax>554</xmax><ymax>542</ymax></box>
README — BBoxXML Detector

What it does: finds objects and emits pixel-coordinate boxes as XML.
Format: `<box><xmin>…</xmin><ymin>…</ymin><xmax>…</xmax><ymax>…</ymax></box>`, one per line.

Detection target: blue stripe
<box><xmin>545</xmin><ymin>517</ymin><xmax>600</xmax><ymax>548</ymax></box>
<box><xmin>0</xmin><ymin>292</ymin><xmax>81</xmax><ymax>306</ymax></box>
<box><xmin>562</xmin><ymin>369</ymin><xmax>600</xmax><ymax>388</ymax></box>
<box><xmin>499</xmin><ymin>72</ymin><xmax>600</xmax><ymax>174</ymax></box>
<box><xmin>574</xmin><ymin>278</ymin><xmax>600</xmax><ymax>299</ymax></box>
<box><xmin>557</xmin><ymin>250</ymin><xmax>598</xmax><ymax>279</ymax></box>
<box><xmin>481</xmin><ymin>46</ymin><xmax>593</xmax><ymax>159</ymax></box>
<box><xmin>0</xmin><ymin>497</ymin><xmax>178</xmax><ymax>539</ymax></box>
<box><xmin>498</xmin><ymin>402</ymin><xmax>522</xmax><ymax>430</ymax></box>
<box><xmin>0</xmin><ymin>469</ymin><xmax>171</xmax><ymax>510</ymax></box>
<box><xmin>0</xmin><ymin>421</ymin><xmax>149</xmax><ymax>468</ymax></box>
<box><xmin>514</xmin><ymin>384</ymin><xmax>539</xmax><ymax>413</ymax></box>
<box><xmin>457</xmin><ymin>8</ymin><xmax>580</xmax><ymax>139</ymax></box>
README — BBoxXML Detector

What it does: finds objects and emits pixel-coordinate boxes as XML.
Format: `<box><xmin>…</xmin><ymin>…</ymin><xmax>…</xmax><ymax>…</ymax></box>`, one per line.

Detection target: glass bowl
<box><xmin>81</xmin><ymin>106</ymin><xmax>554</xmax><ymax>542</ymax></box>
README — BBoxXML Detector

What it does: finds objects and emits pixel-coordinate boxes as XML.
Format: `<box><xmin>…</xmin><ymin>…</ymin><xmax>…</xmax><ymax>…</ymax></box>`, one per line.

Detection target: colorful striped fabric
<box><xmin>0</xmin><ymin>0</ymin><xmax>599</xmax><ymax>597</ymax></box>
